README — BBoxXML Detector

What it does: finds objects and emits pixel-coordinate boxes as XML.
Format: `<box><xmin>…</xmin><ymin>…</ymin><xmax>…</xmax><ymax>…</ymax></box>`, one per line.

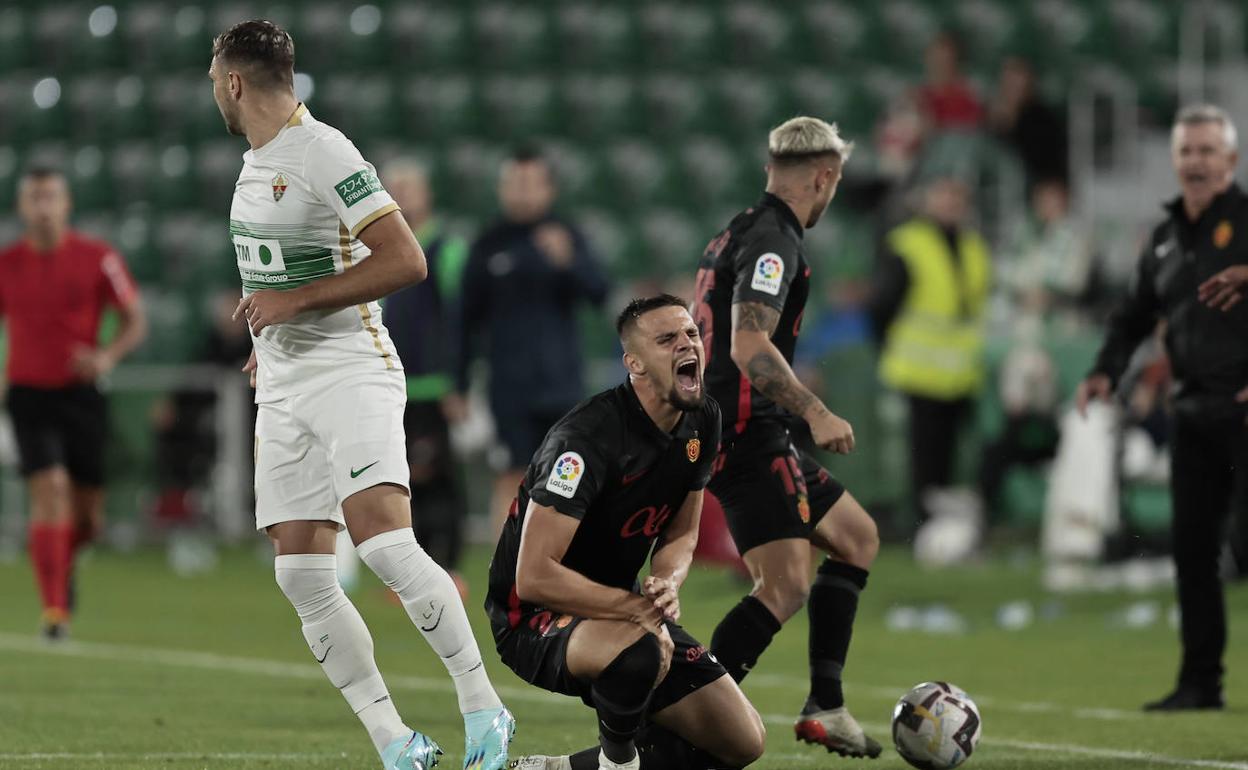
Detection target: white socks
<box><xmin>358</xmin><ymin>528</ymin><xmax>503</xmax><ymax>715</ymax></box>
<box><xmin>274</xmin><ymin>554</ymin><xmax>407</xmax><ymax>753</ymax></box>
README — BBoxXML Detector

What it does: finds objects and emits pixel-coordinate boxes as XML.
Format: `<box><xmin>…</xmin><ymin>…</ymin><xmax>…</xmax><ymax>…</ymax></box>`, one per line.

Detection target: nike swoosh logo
<box><xmin>622</xmin><ymin>469</ymin><xmax>648</xmax><ymax>485</ymax></box>
<box><xmin>350</xmin><ymin>461</ymin><xmax>379</xmax><ymax>479</ymax></box>
<box><xmin>314</xmin><ymin>645</ymin><xmax>333</xmax><ymax>663</ymax></box>
<box><xmin>420</xmin><ymin>605</ymin><xmax>445</xmax><ymax>632</ymax></box>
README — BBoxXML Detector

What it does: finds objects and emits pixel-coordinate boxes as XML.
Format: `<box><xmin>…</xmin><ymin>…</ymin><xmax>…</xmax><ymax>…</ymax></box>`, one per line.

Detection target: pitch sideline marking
<box><xmin>2</xmin><ymin>633</ymin><xmax>1244</xmax><ymax>770</ymax></box>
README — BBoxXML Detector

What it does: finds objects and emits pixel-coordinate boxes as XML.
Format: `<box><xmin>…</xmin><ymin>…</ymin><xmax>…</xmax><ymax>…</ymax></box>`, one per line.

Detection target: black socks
<box><xmin>591</xmin><ymin>634</ymin><xmax>663</xmax><ymax>764</ymax></box>
<box><xmin>709</xmin><ymin>595</ymin><xmax>782</xmax><ymax>683</ymax></box>
<box><xmin>807</xmin><ymin>558</ymin><xmax>868</xmax><ymax>712</ymax></box>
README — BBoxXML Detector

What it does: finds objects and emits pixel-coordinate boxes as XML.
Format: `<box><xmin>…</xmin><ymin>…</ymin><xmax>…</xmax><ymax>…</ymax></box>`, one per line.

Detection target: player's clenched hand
<box><xmin>242</xmin><ymin>349</ymin><xmax>257</xmax><ymax>389</ymax></box>
<box><xmin>234</xmin><ymin>290</ymin><xmax>306</xmax><ymax>336</ymax></box>
<box><xmin>626</xmin><ymin>594</ymin><xmax>666</xmax><ymax>636</ymax></box>
<box><xmin>1198</xmin><ymin>265</ymin><xmax>1248</xmax><ymax>311</ymax></box>
<box><xmin>643</xmin><ymin>576</ymin><xmax>681</xmax><ymax>623</ymax></box>
<box><xmin>809</xmin><ymin>407</ymin><xmax>855</xmax><ymax>454</ymax></box>
<box><xmin>70</xmin><ymin>346</ymin><xmax>116</xmax><ymax>382</ymax></box>
<box><xmin>534</xmin><ymin>223</ymin><xmax>574</xmax><ymax>269</ymax></box>
<box><xmin>1075</xmin><ymin>373</ymin><xmax>1113</xmax><ymax>418</ymax></box>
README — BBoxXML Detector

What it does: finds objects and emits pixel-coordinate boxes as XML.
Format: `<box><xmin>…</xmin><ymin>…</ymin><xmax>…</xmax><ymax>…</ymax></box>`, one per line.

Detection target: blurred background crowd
<box><xmin>1</xmin><ymin>0</ymin><xmax>1246</xmax><ymax>591</ymax></box>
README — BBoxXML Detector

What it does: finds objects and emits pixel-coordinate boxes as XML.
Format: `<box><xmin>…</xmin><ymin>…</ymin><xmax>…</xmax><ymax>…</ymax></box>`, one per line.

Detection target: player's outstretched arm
<box><xmin>730</xmin><ymin>300</ymin><xmax>855</xmax><ymax>454</ymax></box>
<box><xmin>516</xmin><ymin>502</ymin><xmax>663</xmax><ymax>630</ymax></box>
<box><xmin>645</xmin><ymin>489</ymin><xmax>703</xmax><ymax>622</ymax></box>
<box><xmin>235</xmin><ymin>211</ymin><xmax>426</xmax><ymax>335</ymax></box>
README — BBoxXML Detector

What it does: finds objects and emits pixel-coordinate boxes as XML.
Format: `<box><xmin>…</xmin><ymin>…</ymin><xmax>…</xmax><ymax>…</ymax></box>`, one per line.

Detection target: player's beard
<box><xmin>667</xmin><ymin>381</ymin><xmax>704</xmax><ymax>412</ymax></box>
<box><xmin>218</xmin><ymin>103</ymin><xmax>245</xmax><ymax>137</ymax></box>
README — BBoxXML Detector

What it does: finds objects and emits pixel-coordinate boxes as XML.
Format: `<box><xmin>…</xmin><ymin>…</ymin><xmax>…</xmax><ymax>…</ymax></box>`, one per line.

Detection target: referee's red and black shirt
<box><xmin>0</xmin><ymin>231</ymin><xmax>138</xmax><ymax>388</ymax></box>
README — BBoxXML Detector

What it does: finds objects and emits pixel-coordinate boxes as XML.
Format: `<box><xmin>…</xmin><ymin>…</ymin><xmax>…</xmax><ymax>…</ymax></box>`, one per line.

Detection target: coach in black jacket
<box><xmin>1077</xmin><ymin>104</ymin><xmax>1248</xmax><ymax>711</ymax></box>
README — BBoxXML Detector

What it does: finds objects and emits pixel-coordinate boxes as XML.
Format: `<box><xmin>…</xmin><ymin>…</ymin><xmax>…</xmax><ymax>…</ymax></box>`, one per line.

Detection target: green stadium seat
<box><xmin>396</xmin><ymin>75</ymin><xmax>478</xmax><ymax>141</ymax></box>
<box><xmin>797</xmin><ymin>1</ymin><xmax>874</xmax><ymax>67</ymax></box>
<box><xmin>386</xmin><ymin>4</ymin><xmax>470</xmax><ymax>69</ymax></box>
<box><xmin>149</xmin><ymin>145</ymin><xmax>200</xmax><ymax>210</ymax></box>
<box><xmin>638</xmin><ymin>75</ymin><xmax>720</xmax><ymax>138</ymax></box>
<box><xmin>66</xmin><ymin>145</ymin><xmax>114</xmax><ymax>212</ymax></box>
<box><xmin>713</xmin><ymin>71</ymin><xmax>792</xmax><ymax>142</ymax></box>
<box><xmin>194</xmin><ymin>140</ymin><xmax>243</xmax><ymax>212</ymax></box>
<box><xmin>478</xmin><ymin>74</ymin><xmax>558</xmax><ymax>141</ymax></box>
<box><xmin>568</xmin><ymin>206</ymin><xmax>632</xmax><ymax>276</ymax></box>
<box><xmin>0</xmin><ymin>8</ymin><xmax>31</xmax><ymax>71</ymax></box>
<box><xmin>442</xmin><ymin>139</ymin><xmax>506</xmax><ymax>213</ymax></box>
<box><xmin>636</xmin><ymin>3</ymin><xmax>720</xmax><ymax>70</ymax></box>
<box><xmin>541</xmin><ymin>139</ymin><xmax>602</xmax><ymax>207</ymax></box>
<box><xmin>149</xmin><ymin>72</ymin><xmax>223</xmax><ymax>143</ymax></box>
<box><xmin>0</xmin><ymin>147</ymin><xmax>19</xmax><ymax>212</ymax></box>
<box><xmin>112</xmin><ymin>208</ymin><xmax>160</xmax><ymax>284</ymax></box>
<box><xmin>558</xmin><ymin>75</ymin><xmax>638</xmax><ymax>139</ymax></box>
<box><xmin>720</xmin><ymin>1</ymin><xmax>794</xmax><ymax>70</ymax></box>
<box><xmin>637</xmin><ymin>207</ymin><xmax>703</xmax><ymax>275</ymax></box>
<box><xmin>949</xmin><ymin>0</ymin><xmax>1021</xmax><ymax>71</ymax></box>
<box><xmin>787</xmin><ymin>70</ymin><xmax>876</xmax><ymax>136</ymax></box>
<box><xmin>600</xmin><ymin>139</ymin><xmax>675</xmax><ymax>211</ymax></box>
<box><xmin>553</xmin><ymin>2</ymin><xmax>637</xmax><ymax>69</ymax></box>
<box><xmin>675</xmin><ymin>136</ymin><xmax>748</xmax><ymax>210</ymax></box>
<box><xmin>318</xmin><ymin>74</ymin><xmax>398</xmax><ymax>144</ymax></box>
<box><xmin>110</xmin><ymin>141</ymin><xmax>157</xmax><ymax>206</ymax></box>
<box><xmin>67</xmin><ymin>75</ymin><xmax>147</xmax><ymax>144</ymax></box>
<box><xmin>472</xmin><ymin>3</ymin><xmax>553</xmax><ymax>69</ymax></box>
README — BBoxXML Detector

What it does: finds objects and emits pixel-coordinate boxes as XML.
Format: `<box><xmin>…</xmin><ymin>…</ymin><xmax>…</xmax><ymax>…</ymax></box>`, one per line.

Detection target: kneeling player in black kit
<box><xmin>486</xmin><ymin>295</ymin><xmax>765</xmax><ymax>770</ymax></box>
<box><xmin>692</xmin><ymin>116</ymin><xmax>882</xmax><ymax>757</ymax></box>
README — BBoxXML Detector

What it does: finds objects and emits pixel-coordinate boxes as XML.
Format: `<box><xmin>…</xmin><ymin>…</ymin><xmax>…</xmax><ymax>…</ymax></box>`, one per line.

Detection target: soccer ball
<box><xmin>891</xmin><ymin>681</ymin><xmax>982</xmax><ymax>769</ymax></box>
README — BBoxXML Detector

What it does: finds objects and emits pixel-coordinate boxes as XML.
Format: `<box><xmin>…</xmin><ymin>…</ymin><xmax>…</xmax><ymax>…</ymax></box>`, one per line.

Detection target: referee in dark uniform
<box><xmin>1078</xmin><ymin>104</ymin><xmax>1248</xmax><ymax>711</ymax></box>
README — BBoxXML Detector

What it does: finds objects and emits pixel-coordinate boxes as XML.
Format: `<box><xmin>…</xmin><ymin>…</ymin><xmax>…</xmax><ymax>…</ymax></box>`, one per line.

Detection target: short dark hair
<box><xmin>21</xmin><ymin>164</ymin><xmax>65</xmax><ymax>182</ymax></box>
<box><xmin>616</xmin><ymin>294</ymin><xmax>690</xmax><ymax>339</ymax></box>
<box><xmin>212</xmin><ymin>19</ymin><xmax>295</xmax><ymax>92</ymax></box>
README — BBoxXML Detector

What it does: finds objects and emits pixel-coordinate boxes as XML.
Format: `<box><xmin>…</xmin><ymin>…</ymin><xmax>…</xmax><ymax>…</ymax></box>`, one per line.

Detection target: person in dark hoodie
<box><xmin>1078</xmin><ymin>104</ymin><xmax>1248</xmax><ymax>712</ymax></box>
<box><xmin>452</xmin><ymin>146</ymin><xmax>608</xmax><ymax>535</ymax></box>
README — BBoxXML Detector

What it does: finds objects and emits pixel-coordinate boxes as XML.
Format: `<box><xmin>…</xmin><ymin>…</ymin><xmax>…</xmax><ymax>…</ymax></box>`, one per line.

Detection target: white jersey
<box><xmin>230</xmin><ymin>104</ymin><xmax>402</xmax><ymax>403</ymax></box>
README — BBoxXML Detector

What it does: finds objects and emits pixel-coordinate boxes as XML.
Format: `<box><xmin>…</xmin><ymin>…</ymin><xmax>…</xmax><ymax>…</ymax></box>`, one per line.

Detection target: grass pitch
<box><xmin>0</xmin><ymin>542</ymin><xmax>1245</xmax><ymax>769</ymax></box>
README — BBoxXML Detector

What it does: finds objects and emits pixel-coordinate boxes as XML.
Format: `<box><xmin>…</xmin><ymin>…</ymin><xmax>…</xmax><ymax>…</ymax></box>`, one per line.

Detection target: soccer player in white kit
<box><xmin>210</xmin><ymin>20</ymin><xmax>514</xmax><ymax>770</ymax></box>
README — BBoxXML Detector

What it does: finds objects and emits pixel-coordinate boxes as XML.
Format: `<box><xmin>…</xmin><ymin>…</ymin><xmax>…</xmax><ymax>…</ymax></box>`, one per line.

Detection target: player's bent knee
<box><xmin>598</xmin><ymin>631</ymin><xmax>664</xmax><ymax>687</ymax></box>
<box><xmin>755</xmin><ymin>578</ymin><xmax>809</xmax><ymax>620</ymax></box>
<box><xmin>720</xmin><ymin>709</ymin><xmax>766</xmax><ymax>767</ymax></box>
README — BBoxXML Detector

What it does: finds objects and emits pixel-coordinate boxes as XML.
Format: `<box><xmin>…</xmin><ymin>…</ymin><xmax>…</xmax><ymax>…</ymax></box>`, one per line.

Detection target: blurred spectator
<box><xmin>997</xmin><ymin>177</ymin><xmax>1097</xmax><ymax>328</ymax></box>
<box><xmin>453</xmin><ymin>147</ymin><xmax>608</xmax><ymax>534</ymax></box>
<box><xmin>987</xmin><ymin>56</ymin><xmax>1069</xmax><ymax>186</ymax></box>
<box><xmin>379</xmin><ymin>159</ymin><xmax>470</xmax><ymax>587</ymax></box>
<box><xmin>915</xmin><ymin>33</ymin><xmax>983</xmax><ymax>134</ymax></box>
<box><xmin>868</xmin><ymin>175</ymin><xmax>991</xmax><ymax>524</ymax></box>
<box><xmin>150</xmin><ymin>291</ymin><xmax>253</xmax><ymax>525</ymax></box>
<box><xmin>0</xmin><ymin>166</ymin><xmax>147</xmax><ymax>639</ymax></box>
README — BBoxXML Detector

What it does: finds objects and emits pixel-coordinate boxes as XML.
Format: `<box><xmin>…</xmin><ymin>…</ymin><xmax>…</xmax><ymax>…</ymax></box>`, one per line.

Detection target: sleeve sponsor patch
<box><xmin>334</xmin><ymin>169</ymin><xmax>384</xmax><ymax>208</ymax></box>
<box><xmin>546</xmin><ymin>451</ymin><xmax>586</xmax><ymax>499</ymax></box>
<box><xmin>749</xmin><ymin>253</ymin><xmax>785</xmax><ymax>295</ymax></box>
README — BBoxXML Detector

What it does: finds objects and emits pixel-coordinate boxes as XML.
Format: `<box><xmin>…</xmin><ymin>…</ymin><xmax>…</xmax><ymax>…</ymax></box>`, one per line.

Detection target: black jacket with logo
<box><xmin>1092</xmin><ymin>184</ymin><xmax>1248</xmax><ymax>422</ymax></box>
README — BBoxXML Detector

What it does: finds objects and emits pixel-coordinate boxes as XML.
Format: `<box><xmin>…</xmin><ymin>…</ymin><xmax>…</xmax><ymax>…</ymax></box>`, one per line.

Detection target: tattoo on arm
<box><xmin>744</xmin><ymin>350</ymin><xmax>820</xmax><ymax>417</ymax></box>
<box><xmin>733</xmin><ymin>301</ymin><xmax>780</xmax><ymax>335</ymax></box>
<box><xmin>732</xmin><ymin>302</ymin><xmax>824</xmax><ymax>417</ymax></box>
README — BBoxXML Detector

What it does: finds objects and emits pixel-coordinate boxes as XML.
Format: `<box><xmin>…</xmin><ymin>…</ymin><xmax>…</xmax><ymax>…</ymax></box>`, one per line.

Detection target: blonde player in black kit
<box><xmin>692</xmin><ymin>117</ymin><xmax>883</xmax><ymax>758</ymax></box>
<box><xmin>489</xmin><ymin>296</ymin><xmax>765</xmax><ymax>770</ymax></box>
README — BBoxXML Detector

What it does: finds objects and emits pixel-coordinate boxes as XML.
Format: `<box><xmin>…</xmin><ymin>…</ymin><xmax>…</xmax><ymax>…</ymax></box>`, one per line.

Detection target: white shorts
<box><xmin>254</xmin><ymin>372</ymin><xmax>409</xmax><ymax>531</ymax></box>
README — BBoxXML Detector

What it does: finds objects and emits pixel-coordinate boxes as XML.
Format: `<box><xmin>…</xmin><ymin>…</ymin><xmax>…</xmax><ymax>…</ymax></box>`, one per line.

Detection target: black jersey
<box><xmin>485</xmin><ymin>381</ymin><xmax>721</xmax><ymax>635</ymax></box>
<box><xmin>693</xmin><ymin>193</ymin><xmax>810</xmax><ymax>439</ymax></box>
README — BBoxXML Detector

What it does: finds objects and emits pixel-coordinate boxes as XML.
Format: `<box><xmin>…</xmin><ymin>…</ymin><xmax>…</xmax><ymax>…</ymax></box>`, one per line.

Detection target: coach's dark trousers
<box><xmin>1169</xmin><ymin>412</ymin><xmax>1248</xmax><ymax>691</ymax></box>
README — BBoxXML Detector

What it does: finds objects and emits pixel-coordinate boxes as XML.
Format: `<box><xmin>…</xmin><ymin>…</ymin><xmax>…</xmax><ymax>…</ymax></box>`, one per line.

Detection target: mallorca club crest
<box><xmin>1214</xmin><ymin>219</ymin><xmax>1233</xmax><ymax>249</ymax></box>
<box><xmin>271</xmin><ymin>173</ymin><xmax>288</xmax><ymax>202</ymax></box>
<box><xmin>686</xmin><ymin>438</ymin><xmax>701</xmax><ymax>463</ymax></box>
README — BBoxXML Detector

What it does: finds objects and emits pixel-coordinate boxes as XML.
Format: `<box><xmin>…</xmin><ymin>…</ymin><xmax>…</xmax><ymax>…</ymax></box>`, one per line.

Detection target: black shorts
<box><xmin>6</xmin><ymin>385</ymin><xmax>107</xmax><ymax>486</ymax></box>
<box><xmin>494</xmin><ymin>609</ymin><xmax>726</xmax><ymax>713</ymax></box>
<box><xmin>708</xmin><ymin>419</ymin><xmax>846</xmax><ymax>554</ymax></box>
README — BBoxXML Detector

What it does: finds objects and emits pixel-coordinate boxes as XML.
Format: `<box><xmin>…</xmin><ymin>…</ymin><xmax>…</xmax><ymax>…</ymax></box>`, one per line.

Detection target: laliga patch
<box><xmin>547</xmin><ymin>451</ymin><xmax>586</xmax><ymax>499</ymax></box>
<box><xmin>750</xmin><ymin>253</ymin><xmax>785</xmax><ymax>295</ymax></box>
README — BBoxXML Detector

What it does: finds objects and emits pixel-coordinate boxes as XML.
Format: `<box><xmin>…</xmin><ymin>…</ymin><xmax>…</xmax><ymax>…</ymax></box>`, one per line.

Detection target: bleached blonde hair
<box><xmin>768</xmin><ymin>116</ymin><xmax>853</xmax><ymax>164</ymax></box>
